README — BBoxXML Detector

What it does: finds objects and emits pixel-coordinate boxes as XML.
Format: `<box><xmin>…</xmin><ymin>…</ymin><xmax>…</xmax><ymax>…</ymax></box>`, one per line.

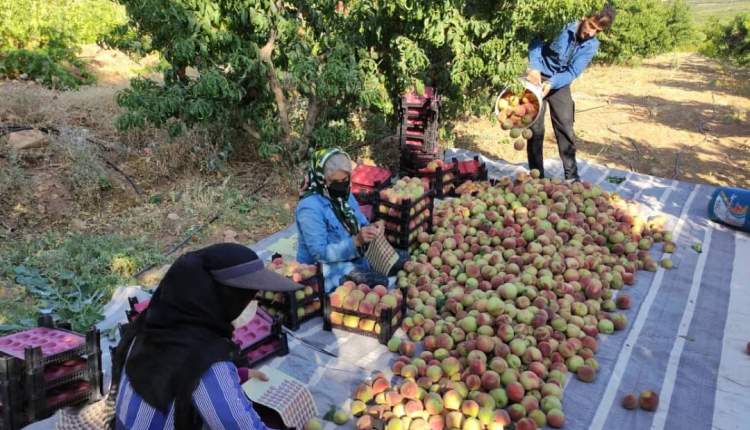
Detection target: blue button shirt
<box><xmin>295</xmin><ymin>193</ymin><xmax>370</xmax><ymax>291</ymax></box>
<box><xmin>115</xmin><ymin>361</ymin><xmax>271</xmax><ymax>430</ymax></box>
<box><xmin>528</xmin><ymin>21</ymin><xmax>600</xmax><ymax>90</ymax></box>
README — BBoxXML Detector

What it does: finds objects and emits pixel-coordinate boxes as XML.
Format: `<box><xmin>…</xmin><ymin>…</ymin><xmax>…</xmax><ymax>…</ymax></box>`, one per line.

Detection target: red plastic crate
<box><xmin>352</xmin><ymin>165</ymin><xmax>391</xmax><ymax>189</ymax></box>
<box><xmin>402</xmin><ymin>86</ymin><xmax>436</xmax><ymax>106</ymax></box>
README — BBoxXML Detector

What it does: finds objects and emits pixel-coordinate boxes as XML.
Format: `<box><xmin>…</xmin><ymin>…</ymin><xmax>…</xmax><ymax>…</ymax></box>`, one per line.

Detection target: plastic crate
<box><xmin>323</xmin><ymin>288</ymin><xmax>407</xmax><ymax>344</ymax></box>
<box><xmin>1</xmin><ymin>366</ymin><xmax>23</xmax><ymax>430</ymax></box>
<box><xmin>399</xmin><ymin>149</ymin><xmax>442</xmax><ymax>178</ymax></box>
<box><xmin>359</xmin><ymin>204</ymin><xmax>375</xmax><ymax>222</ymax></box>
<box><xmin>415</xmin><ymin>162</ymin><xmax>460</xmax><ymax>199</ymax></box>
<box><xmin>352</xmin><ymin>165</ymin><xmax>392</xmax><ymax>205</ymax></box>
<box><xmin>452</xmin><ymin>156</ymin><xmax>488</xmax><ymax>182</ymax></box>
<box><xmin>399</xmin><ymin>87</ymin><xmax>440</xmax><ymax>158</ymax></box>
<box><xmin>373</xmin><ymin>190</ymin><xmax>435</xmax><ymax>250</ymax></box>
<box><xmin>243</xmin><ymin>334</ymin><xmax>289</xmax><ymax>367</ymax></box>
<box><xmin>257</xmin><ymin>255</ymin><xmax>325</xmax><ymax>331</ymax></box>
<box><xmin>0</xmin><ymin>317</ymin><xmax>104</xmax><ymax>429</ymax></box>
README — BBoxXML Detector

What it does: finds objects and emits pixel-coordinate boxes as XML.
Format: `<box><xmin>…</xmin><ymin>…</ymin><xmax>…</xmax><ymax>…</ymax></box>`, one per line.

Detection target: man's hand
<box><xmin>246</xmin><ymin>369</ymin><xmax>268</xmax><ymax>381</ymax></box>
<box><xmin>527</xmin><ymin>69</ymin><xmax>542</xmax><ymax>87</ymax></box>
<box><xmin>541</xmin><ymin>82</ymin><xmax>551</xmax><ymax>97</ymax></box>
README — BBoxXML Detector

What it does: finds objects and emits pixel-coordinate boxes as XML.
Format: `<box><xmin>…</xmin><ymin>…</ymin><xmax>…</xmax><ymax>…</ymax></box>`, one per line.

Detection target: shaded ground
<box><xmin>453</xmin><ymin>53</ymin><xmax>750</xmax><ymax>188</ymax></box>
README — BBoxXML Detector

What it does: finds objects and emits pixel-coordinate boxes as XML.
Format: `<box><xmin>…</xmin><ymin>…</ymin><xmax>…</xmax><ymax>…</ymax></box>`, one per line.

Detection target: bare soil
<box><xmin>454</xmin><ymin>52</ymin><xmax>750</xmax><ymax>188</ymax></box>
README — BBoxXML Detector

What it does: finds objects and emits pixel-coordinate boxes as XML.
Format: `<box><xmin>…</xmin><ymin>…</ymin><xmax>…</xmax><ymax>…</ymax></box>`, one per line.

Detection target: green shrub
<box><xmin>702</xmin><ymin>13</ymin><xmax>750</xmax><ymax>66</ymax></box>
<box><xmin>0</xmin><ymin>0</ymin><xmax>126</xmax><ymax>89</ymax></box>
<box><xmin>597</xmin><ymin>0</ymin><xmax>697</xmax><ymax>64</ymax></box>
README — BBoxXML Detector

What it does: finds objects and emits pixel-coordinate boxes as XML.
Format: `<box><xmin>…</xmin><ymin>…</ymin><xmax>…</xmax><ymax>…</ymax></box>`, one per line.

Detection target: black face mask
<box><xmin>328</xmin><ymin>179</ymin><xmax>350</xmax><ymax>199</ymax></box>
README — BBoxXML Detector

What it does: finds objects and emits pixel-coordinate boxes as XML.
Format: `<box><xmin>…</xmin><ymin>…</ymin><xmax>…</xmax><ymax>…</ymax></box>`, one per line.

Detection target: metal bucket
<box><xmin>494</xmin><ymin>78</ymin><xmax>545</xmax><ymax>129</ymax></box>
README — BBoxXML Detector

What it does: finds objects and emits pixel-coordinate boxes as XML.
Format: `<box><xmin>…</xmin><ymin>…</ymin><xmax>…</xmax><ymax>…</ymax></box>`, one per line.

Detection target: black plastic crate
<box><xmin>257</xmin><ymin>256</ymin><xmax>325</xmax><ymax>331</ymax></box>
<box><xmin>0</xmin><ymin>317</ymin><xmax>104</xmax><ymax>429</ymax></box>
<box><xmin>323</xmin><ymin>288</ymin><xmax>407</xmax><ymax>344</ymax></box>
<box><xmin>399</xmin><ymin>149</ymin><xmax>442</xmax><ymax>178</ymax></box>
<box><xmin>373</xmin><ymin>189</ymin><xmax>434</xmax><ymax>250</ymax></box>
<box><xmin>413</xmin><ymin>163</ymin><xmax>461</xmax><ymax>199</ymax></box>
<box><xmin>1</xmin><ymin>370</ymin><xmax>23</xmax><ymax>430</ymax></box>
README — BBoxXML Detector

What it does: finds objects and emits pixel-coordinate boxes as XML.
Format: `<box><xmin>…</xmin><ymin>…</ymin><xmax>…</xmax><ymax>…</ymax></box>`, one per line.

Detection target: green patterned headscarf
<box><xmin>301</xmin><ymin>148</ymin><xmax>361</xmax><ymax>235</ymax></box>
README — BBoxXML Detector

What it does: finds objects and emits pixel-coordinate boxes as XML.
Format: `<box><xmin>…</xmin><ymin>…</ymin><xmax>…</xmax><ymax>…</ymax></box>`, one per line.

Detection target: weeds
<box><xmin>0</xmin><ymin>232</ymin><xmax>165</xmax><ymax>332</ymax></box>
<box><xmin>51</xmin><ymin>128</ymin><xmax>113</xmax><ymax>204</ymax></box>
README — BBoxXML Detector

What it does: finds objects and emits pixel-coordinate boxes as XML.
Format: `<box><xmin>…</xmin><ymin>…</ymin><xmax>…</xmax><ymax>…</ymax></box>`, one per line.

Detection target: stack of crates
<box><xmin>126</xmin><ymin>297</ymin><xmax>289</xmax><ymax>367</ymax></box>
<box><xmin>373</xmin><ymin>189</ymin><xmax>435</xmax><ymax>251</ymax></box>
<box><xmin>351</xmin><ymin>164</ymin><xmax>393</xmax><ymax>222</ymax></box>
<box><xmin>0</xmin><ymin>316</ymin><xmax>103</xmax><ymax>430</ymax></box>
<box><xmin>399</xmin><ymin>86</ymin><xmax>441</xmax><ymax>176</ymax></box>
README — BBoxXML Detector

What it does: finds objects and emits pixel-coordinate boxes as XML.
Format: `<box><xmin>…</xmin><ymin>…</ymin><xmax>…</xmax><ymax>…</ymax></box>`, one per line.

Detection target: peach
<box><xmin>506</xmin><ymin>382</ymin><xmax>525</xmax><ymax>403</ymax></box>
<box><xmin>462</xmin><ymin>417</ymin><xmax>480</xmax><ymax>430</ymax></box>
<box><xmin>387</xmin><ymin>390</ymin><xmax>404</xmax><ymax>407</ymax></box>
<box><xmin>404</xmin><ymin>400</ymin><xmax>424</xmax><ymax>417</ymax></box>
<box><xmin>515</xmin><ymin>417</ymin><xmax>537</xmax><ymax>430</ymax></box>
<box><xmin>401</xmin><ymin>380</ymin><xmax>420</xmax><ymax>400</ymax></box>
<box><xmin>576</xmin><ymin>365</ymin><xmax>595</xmax><ymax>383</ymax></box>
<box><xmin>508</xmin><ymin>403</ymin><xmax>527</xmax><ymax>421</ymax></box>
<box><xmin>354</xmin><ymin>383</ymin><xmax>374</xmax><ymax>402</ymax></box>
<box><xmin>372</xmin><ymin>376</ymin><xmax>390</xmax><ymax>395</ymax></box>
<box><xmin>521</xmin><ymin>395</ymin><xmax>539</xmax><ymax>413</ymax></box>
<box><xmin>424</xmin><ymin>392</ymin><xmax>444</xmax><ymax>415</ymax></box>
<box><xmin>357</xmin><ymin>415</ymin><xmax>374</xmax><ymax>430</ymax></box>
<box><xmin>616</xmin><ymin>294</ymin><xmax>631</xmax><ymax>310</ymax></box>
<box><xmin>481</xmin><ymin>371</ymin><xmax>501</xmax><ymax>391</ymax></box>
<box><xmin>465</xmin><ymin>374</ymin><xmax>481</xmax><ymax>391</ymax></box>
<box><xmin>546</xmin><ymin>409</ymin><xmax>565</xmax><ymax>428</ymax></box>
<box><xmin>401</xmin><ymin>365</ymin><xmax>418</xmax><ymax>380</ymax></box>
<box><xmin>427</xmin><ymin>415</ymin><xmax>444</xmax><ymax>430</ymax></box>
<box><xmin>441</xmin><ymin>357</ymin><xmax>461</xmax><ymax>377</ymax></box>
<box><xmin>400</xmin><ymin>340</ymin><xmax>417</xmax><ymax>357</ymax></box>
<box><xmin>352</xmin><ymin>400</ymin><xmax>367</xmax><ymax>417</ymax></box>
<box><xmin>528</xmin><ymin>409</ymin><xmax>546</xmax><ymax>428</ymax></box>
<box><xmin>639</xmin><ymin>389</ymin><xmax>659</xmax><ymax>412</ymax></box>
<box><xmin>622</xmin><ymin>393</ymin><xmax>638</xmax><ymax>410</ymax></box>
<box><xmin>445</xmin><ymin>411</ymin><xmax>463</xmax><ymax>429</ymax></box>
<box><xmin>443</xmin><ymin>390</ymin><xmax>463</xmax><ymax>410</ymax></box>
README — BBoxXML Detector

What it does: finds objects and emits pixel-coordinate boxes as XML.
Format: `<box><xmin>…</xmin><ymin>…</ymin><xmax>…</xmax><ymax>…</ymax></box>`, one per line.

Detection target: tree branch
<box><xmin>303</xmin><ymin>96</ymin><xmax>321</xmax><ymax>140</ymax></box>
<box><xmin>259</xmin><ymin>31</ymin><xmax>292</xmax><ymax>144</ymax></box>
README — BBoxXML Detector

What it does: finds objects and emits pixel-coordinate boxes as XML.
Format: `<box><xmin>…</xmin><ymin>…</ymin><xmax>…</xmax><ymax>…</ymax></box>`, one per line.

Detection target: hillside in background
<box><xmin>688</xmin><ymin>0</ymin><xmax>750</xmax><ymax>22</ymax></box>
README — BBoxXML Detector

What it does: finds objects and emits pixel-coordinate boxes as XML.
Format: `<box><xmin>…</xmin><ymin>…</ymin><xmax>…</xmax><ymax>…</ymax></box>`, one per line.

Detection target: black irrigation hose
<box><xmin>0</xmin><ymin>124</ymin><xmax>143</xmax><ymax>196</ymax></box>
<box><xmin>131</xmin><ymin>174</ymin><xmax>274</xmax><ymax>280</ymax></box>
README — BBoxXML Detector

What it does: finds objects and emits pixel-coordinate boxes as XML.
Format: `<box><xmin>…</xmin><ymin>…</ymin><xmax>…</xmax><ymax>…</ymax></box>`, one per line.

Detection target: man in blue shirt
<box><xmin>526</xmin><ymin>5</ymin><xmax>616</xmax><ymax>181</ymax></box>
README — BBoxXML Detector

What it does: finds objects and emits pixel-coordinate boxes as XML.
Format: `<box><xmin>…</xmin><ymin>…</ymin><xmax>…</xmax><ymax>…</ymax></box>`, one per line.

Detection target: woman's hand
<box><xmin>246</xmin><ymin>369</ymin><xmax>269</xmax><ymax>381</ymax></box>
<box><xmin>355</xmin><ymin>225</ymin><xmax>380</xmax><ymax>246</ymax></box>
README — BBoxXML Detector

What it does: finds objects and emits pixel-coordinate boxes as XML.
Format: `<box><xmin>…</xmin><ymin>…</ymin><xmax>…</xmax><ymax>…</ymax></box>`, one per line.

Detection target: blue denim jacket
<box><xmin>528</xmin><ymin>21</ymin><xmax>600</xmax><ymax>90</ymax></box>
<box><xmin>296</xmin><ymin>193</ymin><xmax>370</xmax><ymax>291</ymax></box>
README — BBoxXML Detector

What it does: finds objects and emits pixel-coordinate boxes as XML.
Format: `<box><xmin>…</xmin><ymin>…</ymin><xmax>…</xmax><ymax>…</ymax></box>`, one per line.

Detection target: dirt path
<box><xmin>454</xmin><ymin>53</ymin><xmax>750</xmax><ymax>188</ymax></box>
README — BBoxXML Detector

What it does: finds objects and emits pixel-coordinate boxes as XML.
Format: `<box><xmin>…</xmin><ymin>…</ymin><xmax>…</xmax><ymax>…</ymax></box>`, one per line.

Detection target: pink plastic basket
<box><xmin>0</xmin><ymin>328</ymin><xmax>85</xmax><ymax>360</ymax></box>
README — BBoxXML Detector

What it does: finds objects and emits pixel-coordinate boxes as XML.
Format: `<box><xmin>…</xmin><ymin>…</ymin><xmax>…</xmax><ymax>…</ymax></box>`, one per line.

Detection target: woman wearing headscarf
<box><xmin>296</xmin><ymin>148</ymin><xmax>385</xmax><ymax>291</ymax></box>
<box><xmin>111</xmin><ymin>243</ymin><xmax>300</xmax><ymax>429</ymax></box>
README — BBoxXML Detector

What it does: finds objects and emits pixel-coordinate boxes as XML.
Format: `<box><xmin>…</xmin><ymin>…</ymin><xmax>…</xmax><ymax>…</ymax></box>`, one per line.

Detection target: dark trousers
<box><xmin>527</xmin><ymin>84</ymin><xmax>579</xmax><ymax>180</ymax></box>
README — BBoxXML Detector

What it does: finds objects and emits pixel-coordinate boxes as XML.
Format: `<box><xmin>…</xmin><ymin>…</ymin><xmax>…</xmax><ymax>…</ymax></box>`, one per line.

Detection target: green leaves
<box><xmin>597</xmin><ymin>0</ymin><xmax>697</xmax><ymax>64</ymax></box>
<box><xmin>110</xmin><ymin>0</ymin><xmax>626</xmax><ymax>161</ymax></box>
<box><xmin>703</xmin><ymin>13</ymin><xmax>750</xmax><ymax>66</ymax></box>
